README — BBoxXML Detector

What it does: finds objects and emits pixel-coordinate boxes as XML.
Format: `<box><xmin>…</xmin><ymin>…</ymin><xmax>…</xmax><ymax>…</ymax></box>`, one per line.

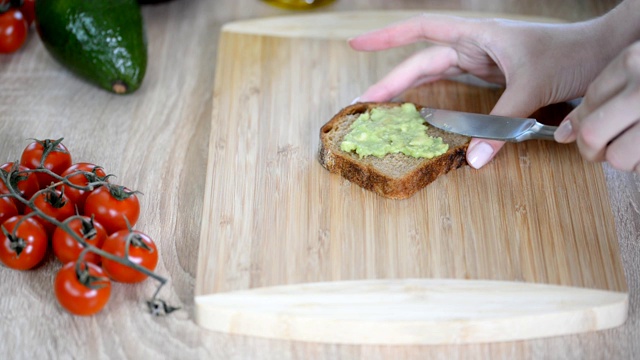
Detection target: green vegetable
<box><xmin>36</xmin><ymin>0</ymin><xmax>147</xmax><ymax>94</ymax></box>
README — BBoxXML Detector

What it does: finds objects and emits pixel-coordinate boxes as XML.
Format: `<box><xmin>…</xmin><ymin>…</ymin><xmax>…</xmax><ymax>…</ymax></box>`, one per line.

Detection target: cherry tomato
<box><xmin>0</xmin><ymin>196</ymin><xmax>18</xmax><ymax>224</ymax></box>
<box><xmin>101</xmin><ymin>230</ymin><xmax>158</xmax><ymax>283</ymax></box>
<box><xmin>84</xmin><ymin>185</ymin><xmax>140</xmax><ymax>234</ymax></box>
<box><xmin>18</xmin><ymin>0</ymin><xmax>35</xmax><ymax>26</ymax></box>
<box><xmin>0</xmin><ymin>215</ymin><xmax>47</xmax><ymax>270</ymax></box>
<box><xmin>55</xmin><ymin>261</ymin><xmax>111</xmax><ymax>316</ymax></box>
<box><xmin>24</xmin><ymin>188</ymin><xmax>76</xmax><ymax>235</ymax></box>
<box><xmin>0</xmin><ymin>162</ymin><xmax>40</xmax><ymax>211</ymax></box>
<box><xmin>20</xmin><ymin>138</ymin><xmax>72</xmax><ymax>189</ymax></box>
<box><xmin>0</xmin><ymin>9</ymin><xmax>27</xmax><ymax>54</ymax></box>
<box><xmin>52</xmin><ymin>216</ymin><xmax>107</xmax><ymax>264</ymax></box>
<box><xmin>60</xmin><ymin>163</ymin><xmax>108</xmax><ymax>213</ymax></box>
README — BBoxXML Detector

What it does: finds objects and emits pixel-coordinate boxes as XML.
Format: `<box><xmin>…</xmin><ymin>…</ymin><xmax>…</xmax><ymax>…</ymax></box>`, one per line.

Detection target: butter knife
<box><xmin>420</xmin><ymin>108</ymin><xmax>557</xmax><ymax>142</ymax></box>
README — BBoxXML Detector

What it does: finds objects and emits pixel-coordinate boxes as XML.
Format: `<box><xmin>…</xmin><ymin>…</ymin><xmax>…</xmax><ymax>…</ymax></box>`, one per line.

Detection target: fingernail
<box><xmin>554</xmin><ymin>119</ymin><xmax>573</xmax><ymax>142</ymax></box>
<box><xmin>350</xmin><ymin>97</ymin><xmax>360</xmax><ymax>105</ymax></box>
<box><xmin>467</xmin><ymin>142</ymin><xmax>494</xmax><ymax>169</ymax></box>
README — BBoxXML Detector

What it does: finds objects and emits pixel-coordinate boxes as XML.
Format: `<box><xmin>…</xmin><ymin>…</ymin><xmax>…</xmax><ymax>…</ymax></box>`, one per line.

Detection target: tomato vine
<box><xmin>0</xmin><ymin>138</ymin><xmax>177</xmax><ymax>316</ymax></box>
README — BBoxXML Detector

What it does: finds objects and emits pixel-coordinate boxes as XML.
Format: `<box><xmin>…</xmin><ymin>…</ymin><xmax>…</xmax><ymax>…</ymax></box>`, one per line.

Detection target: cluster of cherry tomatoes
<box><xmin>0</xmin><ymin>138</ymin><xmax>160</xmax><ymax>316</ymax></box>
<box><xmin>0</xmin><ymin>0</ymin><xmax>35</xmax><ymax>54</ymax></box>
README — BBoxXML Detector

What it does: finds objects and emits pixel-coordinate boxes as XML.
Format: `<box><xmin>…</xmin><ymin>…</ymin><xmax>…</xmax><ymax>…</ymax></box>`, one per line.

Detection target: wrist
<box><xmin>565</xmin><ymin>1</ymin><xmax>640</xmax><ymax>85</ymax></box>
<box><xmin>589</xmin><ymin>0</ymin><xmax>640</xmax><ymax>51</ymax></box>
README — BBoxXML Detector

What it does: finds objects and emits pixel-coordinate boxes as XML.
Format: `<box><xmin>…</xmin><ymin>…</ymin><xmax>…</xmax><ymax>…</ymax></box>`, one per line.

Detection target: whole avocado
<box><xmin>36</xmin><ymin>0</ymin><xmax>147</xmax><ymax>94</ymax></box>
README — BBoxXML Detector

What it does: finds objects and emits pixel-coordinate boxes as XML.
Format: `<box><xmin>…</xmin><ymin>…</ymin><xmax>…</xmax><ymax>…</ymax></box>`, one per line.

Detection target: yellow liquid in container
<box><xmin>262</xmin><ymin>0</ymin><xmax>336</xmax><ymax>10</ymax></box>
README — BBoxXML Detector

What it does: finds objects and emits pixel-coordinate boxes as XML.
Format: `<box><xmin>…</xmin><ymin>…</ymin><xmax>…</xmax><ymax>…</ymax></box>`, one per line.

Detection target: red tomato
<box><xmin>0</xmin><ymin>162</ymin><xmax>40</xmax><ymax>211</ymax></box>
<box><xmin>24</xmin><ymin>189</ymin><xmax>76</xmax><ymax>235</ymax></box>
<box><xmin>0</xmin><ymin>215</ymin><xmax>47</xmax><ymax>270</ymax></box>
<box><xmin>54</xmin><ymin>261</ymin><xmax>111</xmax><ymax>316</ymax></box>
<box><xmin>0</xmin><ymin>196</ymin><xmax>18</xmax><ymax>224</ymax></box>
<box><xmin>19</xmin><ymin>0</ymin><xmax>35</xmax><ymax>26</ymax></box>
<box><xmin>84</xmin><ymin>185</ymin><xmax>140</xmax><ymax>234</ymax></box>
<box><xmin>101</xmin><ymin>230</ymin><xmax>158</xmax><ymax>283</ymax></box>
<box><xmin>0</xmin><ymin>9</ymin><xmax>27</xmax><ymax>54</ymax></box>
<box><xmin>52</xmin><ymin>216</ymin><xmax>107</xmax><ymax>264</ymax></box>
<box><xmin>20</xmin><ymin>138</ymin><xmax>72</xmax><ymax>189</ymax></box>
<box><xmin>60</xmin><ymin>163</ymin><xmax>108</xmax><ymax>213</ymax></box>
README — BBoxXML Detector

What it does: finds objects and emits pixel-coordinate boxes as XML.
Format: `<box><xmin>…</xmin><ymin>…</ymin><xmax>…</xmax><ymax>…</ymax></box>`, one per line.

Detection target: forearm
<box><xmin>546</xmin><ymin>0</ymin><xmax>640</xmax><ymax>99</ymax></box>
<box><xmin>588</xmin><ymin>0</ymin><xmax>640</xmax><ymax>58</ymax></box>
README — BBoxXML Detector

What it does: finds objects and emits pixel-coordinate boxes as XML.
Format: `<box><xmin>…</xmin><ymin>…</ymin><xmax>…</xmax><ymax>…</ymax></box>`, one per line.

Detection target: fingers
<box><xmin>605</xmin><ymin>121</ymin><xmax>640</xmax><ymax>172</ymax></box>
<box><xmin>554</xmin><ymin>43</ymin><xmax>640</xmax><ymax>173</ymax></box>
<box><xmin>554</xmin><ymin>118</ymin><xmax>578</xmax><ymax>143</ymax></box>
<box><xmin>466</xmin><ymin>84</ymin><xmax>543</xmax><ymax>168</ymax></box>
<box><xmin>490</xmin><ymin>83</ymin><xmax>544</xmax><ymax>119</ymax></box>
<box><xmin>556</xmin><ymin>43</ymin><xmax>640</xmax><ymax>169</ymax></box>
<box><xmin>466</xmin><ymin>139</ymin><xmax>504</xmax><ymax>169</ymax></box>
<box><xmin>576</xmin><ymin>65</ymin><xmax>627</xmax><ymax>115</ymax></box>
<box><xmin>568</xmin><ymin>43</ymin><xmax>635</xmax><ymax>121</ymax></box>
<box><xmin>349</xmin><ymin>14</ymin><xmax>475</xmax><ymax>52</ymax></box>
<box><xmin>359</xmin><ymin>46</ymin><xmax>461</xmax><ymax>102</ymax></box>
<box><xmin>555</xmin><ymin>44</ymin><xmax>631</xmax><ymax>145</ymax></box>
<box><xmin>575</xmin><ymin>91</ymin><xmax>640</xmax><ymax>162</ymax></box>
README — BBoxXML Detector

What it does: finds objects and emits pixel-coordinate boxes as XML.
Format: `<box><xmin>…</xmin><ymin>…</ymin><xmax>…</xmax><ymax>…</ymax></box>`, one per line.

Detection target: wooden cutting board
<box><xmin>194</xmin><ymin>11</ymin><xmax>627</xmax><ymax>345</ymax></box>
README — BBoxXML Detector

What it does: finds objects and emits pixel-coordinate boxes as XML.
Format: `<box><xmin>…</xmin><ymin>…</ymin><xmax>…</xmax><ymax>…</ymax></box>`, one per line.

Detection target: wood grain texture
<box><xmin>1</xmin><ymin>0</ymin><xmax>637</xmax><ymax>359</ymax></box>
<box><xmin>195</xmin><ymin>15</ymin><xmax>627</xmax><ymax>343</ymax></box>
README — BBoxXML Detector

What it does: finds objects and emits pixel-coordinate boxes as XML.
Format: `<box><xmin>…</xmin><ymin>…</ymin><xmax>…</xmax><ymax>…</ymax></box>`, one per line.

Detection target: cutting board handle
<box><xmin>195</xmin><ymin>278</ymin><xmax>627</xmax><ymax>345</ymax></box>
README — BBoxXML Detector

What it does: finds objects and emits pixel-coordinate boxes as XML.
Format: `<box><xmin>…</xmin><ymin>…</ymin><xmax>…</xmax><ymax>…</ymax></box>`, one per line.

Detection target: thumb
<box><xmin>490</xmin><ymin>83</ymin><xmax>542</xmax><ymax>118</ymax></box>
<box><xmin>466</xmin><ymin>84</ymin><xmax>541</xmax><ymax>169</ymax></box>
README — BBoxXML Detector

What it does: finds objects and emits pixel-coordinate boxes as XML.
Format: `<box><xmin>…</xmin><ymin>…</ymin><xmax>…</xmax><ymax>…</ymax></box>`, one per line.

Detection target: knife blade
<box><xmin>419</xmin><ymin>108</ymin><xmax>558</xmax><ymax>142</ymax></box>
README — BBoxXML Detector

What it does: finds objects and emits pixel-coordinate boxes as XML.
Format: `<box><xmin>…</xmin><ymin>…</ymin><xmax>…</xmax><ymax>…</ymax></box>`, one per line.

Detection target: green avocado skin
<box><xmin>36</xmin><ymin>0</ymin><xmax>147</xmax><ymax>94</ymax></box>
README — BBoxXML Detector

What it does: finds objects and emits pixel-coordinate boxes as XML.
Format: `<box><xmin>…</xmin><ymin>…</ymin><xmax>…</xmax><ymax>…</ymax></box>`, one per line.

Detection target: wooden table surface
<box><xmin>0</xmin><ymin>0</ymin><xmax>637</xmax><ymax>358</ymax></box>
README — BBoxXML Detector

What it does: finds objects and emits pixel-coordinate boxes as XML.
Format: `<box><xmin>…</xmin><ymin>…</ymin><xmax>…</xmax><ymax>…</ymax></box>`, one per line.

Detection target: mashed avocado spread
<box><xmin>340</xmin><ymin>103</ymin><xmax>449</xmax><ymax>159</ymax></box>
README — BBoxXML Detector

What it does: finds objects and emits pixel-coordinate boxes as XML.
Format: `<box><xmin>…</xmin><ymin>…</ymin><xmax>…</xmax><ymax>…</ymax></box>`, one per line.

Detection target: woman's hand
<box><xmin>555</xmin><ymin>42</ymin><xmax>640</xmax><ymax>173</ymax></box>
<box><xmin>349</xmin><ymin>14</ymin><xmax>615</xmax><ymax>168</ymax></box>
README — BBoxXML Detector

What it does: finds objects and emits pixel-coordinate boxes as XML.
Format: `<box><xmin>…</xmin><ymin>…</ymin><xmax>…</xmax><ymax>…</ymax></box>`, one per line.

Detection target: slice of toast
<box><xmin>318</xmin><ymin>102</ymin><xmax>470</xmax><ymax>199</ymax></box>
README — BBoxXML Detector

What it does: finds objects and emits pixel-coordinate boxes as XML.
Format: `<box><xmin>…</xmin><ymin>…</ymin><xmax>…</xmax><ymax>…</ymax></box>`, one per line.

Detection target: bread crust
<box><xmin>318</xmin><ymin>102</ymin><xmax>469</xmax><ymax>199</ymax></box>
